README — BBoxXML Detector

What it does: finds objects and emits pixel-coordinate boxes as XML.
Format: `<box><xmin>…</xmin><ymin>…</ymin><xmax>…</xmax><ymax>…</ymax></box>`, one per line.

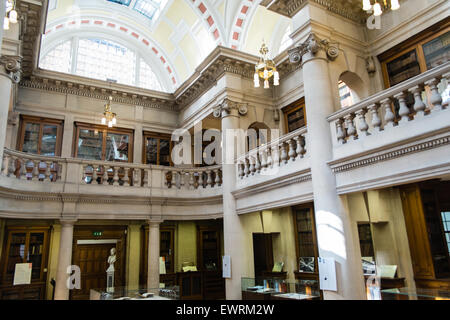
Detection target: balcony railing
<box><xmin>236</xmin><ymin>127</ymin><xmax>307</xmax><ymax>180</ymax></box>
<box><xmin>1</xmin><ymin>148</ymin><xmax>222</xmax><ymax>191</ymax></box>
<box><xmin>328</xmin><ymin>62</ymin><xmax>450</xmax><ymax>145</ymax></box>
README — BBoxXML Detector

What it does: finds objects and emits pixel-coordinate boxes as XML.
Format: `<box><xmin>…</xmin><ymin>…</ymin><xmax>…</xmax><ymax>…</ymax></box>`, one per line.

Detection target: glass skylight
<box><xmin>39</xmin><ymin>38</ymin><xmax>166</xmax><ymax>92</ymax></box>
<box><xmin>133</xmin><ymin>0</ymin><xmax>168</xmax><ymax>20</ymax></box>
<box><xmin>106</xmin><ymin>0</ymin><xmax>131</xmax><ymax>6</ymax></box>
<box><xmin>39</xmin><ymin>40</ymin><xmax>72</xmax><ymax>74</ymax></box>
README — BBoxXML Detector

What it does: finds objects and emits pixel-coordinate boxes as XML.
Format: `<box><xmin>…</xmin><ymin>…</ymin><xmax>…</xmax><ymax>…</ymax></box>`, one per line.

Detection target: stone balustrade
<box><xmin>2</xmin><ymin>148</ymin><xmax>65</xmax><ymax>182</ymax></box>
<box><xmin>1</xmin><ymin>148</ymin><xmax>222</xmax><ymax>191</ymax></box>
<box><xmin>328</xmin><ymin>62</ymin><xmax>450</xmax><ymax>145</ymax></box>
<box><xmin>236</xmin><ymin>127</ymin><xmax>307</xmax><ymax>179</ymax></box>
<box><xmin>165</xmin><ymin>166</ymin><xmax>222</xmax><ymax>189</ymax></box>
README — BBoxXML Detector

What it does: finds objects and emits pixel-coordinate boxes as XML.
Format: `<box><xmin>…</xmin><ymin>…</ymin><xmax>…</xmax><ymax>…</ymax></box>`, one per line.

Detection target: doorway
<box><xmin>70</xmin><ymin>226</ymin><xmax>126</xmax><ymax>300</ymax></box>
<box><xmin>252</xmin><ymin>233</ymin><xmax>273</xmax><ymax>278</ymax></box>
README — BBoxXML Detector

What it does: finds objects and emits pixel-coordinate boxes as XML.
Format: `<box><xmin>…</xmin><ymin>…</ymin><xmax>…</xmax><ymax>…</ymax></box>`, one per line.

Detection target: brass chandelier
<box><xmin>3</xmin><ymin>0</ymin><xmax>18</xmax><ymax>30</ymax></box>
<box><xmin>254</xmin><ymin>41</ymin><xmax>279</xmax><ymax>89</ymax></box>
<box><xmin>363</xmin><ymin>0</ymin><xmax>400</xmax><ymax>16</ymax></box>
<box><xmin>101</xmin><ymin>96</ymin><xmax>117</xmax><ymax>128</ymax></box>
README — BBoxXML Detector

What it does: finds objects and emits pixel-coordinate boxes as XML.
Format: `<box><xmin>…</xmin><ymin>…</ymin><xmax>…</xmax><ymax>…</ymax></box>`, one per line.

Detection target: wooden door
<box><xmin>71</xmin><ymin>244</ymin><xmax>112</xmax><ymax>300</ymax></box>
<box><xmin>70</xmin><ymin>226</ymin><xmax>126</xmax><ymax>300</ymax></box>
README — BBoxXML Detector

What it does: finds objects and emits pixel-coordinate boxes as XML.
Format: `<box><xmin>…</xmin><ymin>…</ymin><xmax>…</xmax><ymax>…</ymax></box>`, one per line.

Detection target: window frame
<box><xmin>73</xmin><ymin>122</ymin><xmax>134</xmax><ymax>163</ymax></box>
<box><xmin>379</xmin><ymin>19</ymin><xmax>450</xmax><ymax>88</ymax></box>
<box><xmin>17</xmin><ymin>115</ymin><xmax>64</xmax><ymax>157</ymax></box>
<box><xmin>282</xmin><ymin>97</ymin><xmax>307</xmax><ymax>134</ymax></box>
<box><xmin>142</xmin><ymin>131</ymin><xmax>173</xmax><ymax>166</ymax></box>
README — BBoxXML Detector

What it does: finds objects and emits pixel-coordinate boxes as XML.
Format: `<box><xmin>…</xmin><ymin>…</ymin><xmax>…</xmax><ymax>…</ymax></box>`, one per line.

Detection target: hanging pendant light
<box><xmin>3</xmin><ymin>1</ymin><xmax>19</xmax><ymax>30</ymax></box>
<box><xmin>3</xmin><ymin>17</ymin><xmax>10</xmax><ymax>30</ymax></box>
<box><xmin>373</xmin><ymin>2</ymin><xmax>383</xmax><ymax>16</ymax></box>
<box><xmin>254</xmin><ymin>41</ymin><xmax>279</xmax><ymax>89</ymax></box>
<box><xmin>363</xmin><ymin>0</ymin><xmax>372</xmax><ymax>11</ymax></box>
<box><xmin>102</xmin><ymin>96</ymin><xmax>117</xmax><ymax>127</ymax></box>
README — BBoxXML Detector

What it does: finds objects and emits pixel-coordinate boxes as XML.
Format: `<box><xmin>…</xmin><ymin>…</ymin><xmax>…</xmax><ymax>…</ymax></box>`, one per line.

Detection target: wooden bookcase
<box><xmin>73</xmin><ymin>122</ymin><xmax>133</xmax><ymax>162</ymax></box>
<box><xmin>399</xmin><ymin>181</ymin><xmax>450</xmax><ymax>290</ymax></box>
<box><xmin>282</xmin><ymin>98</ymin><xmax>306</xmax><ymax>134</ymax></box>
<box><xmin>0</xmin><ymin>226</ymin><xmax>50</xmax><ymax>300</ymax></box>
<box><xmin>143</xmin><ymin>131</ymin><xmax>173</xmax><ymax>166</ymax></box>
<box><xmin>17</xmin><ymin>116</ymin><xmax>63</xmax><ymax>156</ymax></box>
<box><xmin>379</xmin><ymin>17</ymin><xmax>449</xmax><ymax>88</ymax></box>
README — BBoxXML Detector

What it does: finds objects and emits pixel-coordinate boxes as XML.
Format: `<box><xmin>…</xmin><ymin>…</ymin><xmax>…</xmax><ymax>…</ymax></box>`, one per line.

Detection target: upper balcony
<box><xmin>327</xmin><ymin>62</ymin><xmax>450</xmax><ymax>194</ymax></box>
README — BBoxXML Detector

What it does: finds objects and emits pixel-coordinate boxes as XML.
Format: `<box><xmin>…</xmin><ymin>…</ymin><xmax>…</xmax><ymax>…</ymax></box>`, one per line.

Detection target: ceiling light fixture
<box><xmin>101</xmin><ymin>96</ymin><xmax>117</xmax><ymax>128</ymax></box>
<box><xmin>254</xmin><ymin>41</ymin><xmax>279</xmax><ymax>89</ymax></box>
<box><xmin>3</xmin><ymin>0</ymin><xmax>18</xmax><ymax>30</ymax></box>
<box><xmin>363</xmin><ymin>0</ymin><xmax>401</xmax><ymax>17</ymax></box>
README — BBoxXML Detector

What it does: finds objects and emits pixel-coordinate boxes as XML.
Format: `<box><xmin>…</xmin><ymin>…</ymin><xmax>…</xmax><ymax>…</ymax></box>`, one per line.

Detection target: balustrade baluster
<box><xmin>198</xmin><ymin>171</ymin><xmax>204</xmax><ymax>188</ymax></box>
<box><xmin>249</xmin><ymin>156</ymin><xmax>256</xmax><ymax>174</ymax></box>
<box><xmin>295</xmin><ymin>135</ymin><xmax>306</xmax><ymax>159</ymax></box>
<box><xmin>272</xmin><ymin>145</ymin><xmax>280</xmax><ymax>167</ymax></box>
<box><xmin>92</xmin><ymin>165</ymin><xmax>98</xmax><ymax>184</ymax></box>
<box><xmin>102</xmin><ymin>166</ymin><xmax>109</xmax><ymax>185</ymax></box>
<box><xmin>244</xmin><ymin>159</ymin><xmax>250</xmax><ymax>177</ymax></box>
<box><xmin>336</xmin><ymin>119</ymin><xmax>346</xmax><ymax>144</ymax></box>
<box><xmin>381</xmin><ymin>98</ymin><xmax>395</xmax><ymax>129</ymax></box>
<box><xmin>2</xmin><ymin>154</ymin><xmax>10</xmax><ymax>176</ymax></box>
<box><xmin>206</xmin><ymin>170</ymin><xmax>213</xmax><ymax>188</ymax></box>
<box><xmin>443</xmin><ymin>72</ymin><xmax>450</xmax><ymax>109</ymax></box>
<box><xmin>45</xmin><ymin>161</ymin><xmax>52</xmax><ymax>182</ymax></box>
<box><xmin>355</xmin><ymin>108</ymin><xmax>370</xmax><ymax>138</ymax></box>
<box><xmin>288</xmin><ymin>139</ymin><xmax>297</xmax><ymax>161</ymax></box>
<box><xmin>280</xmin><ymin>143</ymin><xmax>288</xmax><ymax>164</ymax></box>
<box><xmin>344</xmin><ymin>114</ymin><xmax>357</xmax><ymax>140</ymax></box>
<box><xmin>32</xmin><ymin>160</ymin><xmax>39</xmax><ymax>180</ymax></box>
<box><xmin>408</xmin><ymin>85</ymin><xmax>426</xmax><ymax>118</ymax></box>
<box><xmin>266</xmin><ymin>148</ymin><xmax>273</xmax><ymax>168</ymax></box>
<box><xmin>82</xmin><ymin>165</ymin><xmax>88</xmax><ymax>184</ymax></box>
<box><xmin>395</xmin><ymin>91</ymin><xmax>411</xmax><ymax>124</ymax></box>
<box><xmin>254</xmin><ymin>153</ymin><xmax>261</xmax><ymax>173</ymax></box>
<box><xmin>134</xmin><ymin>168</ymin><xmax>142</xmax><ymax>187</ymax></box>
<box><xmin>425</xmin><ymin>77</ymin><xmax>443</xmax><ymax>112</ymax></box>
<box><xmin>260</xmin><ymin>149</ymin><xmax>267</xmax><ymax>170</ymax></box>
<box><xmin>214</xmin><ymin>169</ymin><xmax>221</xmax><ymax>186</ymax></box>
<box><xmin>114</xmin><ymin>167</ymin><xmax>121</xmax><ymax>186</ymax></box>
<box><xmin>188</xmin><ymin>172</ymin><xmax>194</xmax><ymax>189</ymax></box>
<box><xmin>368</xmin><ymin>103</ymin><xmax>382</xmax><ymax>133</ymax></box>
<box><xmin>123</xmin><ymin>167</ymin><xmax>130</xmax><ymax>186</ymax></box>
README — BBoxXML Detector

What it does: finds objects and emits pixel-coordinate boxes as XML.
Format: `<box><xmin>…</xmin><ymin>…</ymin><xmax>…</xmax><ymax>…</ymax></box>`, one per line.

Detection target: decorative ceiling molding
<box><xmin>19</xmin><ymin>75</ymin><xmax>177</xmax><ymax>112</ymax></box>
<box><xmin>260</xmin><ymin>0</ymin><xmax>366</xmax><ymax>24</ymax></box>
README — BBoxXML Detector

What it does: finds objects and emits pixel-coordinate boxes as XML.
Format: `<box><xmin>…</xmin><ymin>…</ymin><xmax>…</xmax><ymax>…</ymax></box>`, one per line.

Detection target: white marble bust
<box><xmin>106</xmin><ymin>248</ymin><xmax>116</xmax><ymax>273</ymax></box>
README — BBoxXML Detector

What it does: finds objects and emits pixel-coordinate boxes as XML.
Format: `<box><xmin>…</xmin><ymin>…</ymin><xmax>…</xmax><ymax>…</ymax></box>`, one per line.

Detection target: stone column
<box><xmin>0</xmin><ymin>0</ymin><xmax>5</xmax><ymax>49</ymax></box>
<box><xmin>213</xmin><ymin>98</ymin><xmax>248</xmax><ymax>300</ymax></box>
<box><xmin>133</xmin><ymin>105</ymin><xmax>144</xmax><ymax>164</ymax></box>
<box><xmin>288</xmin><ymin>34</ymin><xmax>366</xmax><ymax>300</ymax></box>
<box><xmin>147</xmin><ymin>220</ymin><xmax>162</xmax><ymax>290</ymax></box>
<box><xmin>0</xmin><ymin>55</ymin><xmax>21</xmax><ymax>163</ymax></box>
<box><xmin>61</xmin><ymin>114</ymin><xmax>74</xmax><ymax>158</ymax></box>
<box><xmin>54</xmin><ymin>219</ymin><xmax>76</xmax><ymax>300</ymax></box>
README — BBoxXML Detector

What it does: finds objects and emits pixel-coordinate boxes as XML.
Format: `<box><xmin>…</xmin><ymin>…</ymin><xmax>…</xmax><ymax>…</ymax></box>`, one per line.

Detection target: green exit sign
<box><xmin>92</xmin><ymin>231</ymin><xmax>103</xmax><ymax>237</ymax></box>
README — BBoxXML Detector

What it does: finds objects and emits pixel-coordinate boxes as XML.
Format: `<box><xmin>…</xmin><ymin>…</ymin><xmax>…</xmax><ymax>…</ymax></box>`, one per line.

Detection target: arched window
<box><xmin>338</xmin><ymin>80</ymin><xmax>354</xmax><ymax>108</ymax></box>
<box><xmin>278</xmin><ymin>25</ymin><xmax>293</xmax><ymax>54</ymax></box>
<box><xmin>39</xmin><ymin>38</ymin><xmax>166</xmax><ymax>92</ymax></box>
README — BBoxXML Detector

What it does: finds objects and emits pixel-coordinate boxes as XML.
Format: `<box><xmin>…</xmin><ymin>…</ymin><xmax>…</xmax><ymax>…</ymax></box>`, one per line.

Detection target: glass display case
<box><xmin>241</xmin><ymin>277</ymin><xmax>320</xmax><ymax>301</ymax></box>
<box><xmin>90</xmin><ymin>286</ymin><xmax>180</xmax><ymax>300</ymax></box>
<box><xmin>381</xmin><ymin>287</ymin><xmax>450</xmax><ymax>300</ymax></box>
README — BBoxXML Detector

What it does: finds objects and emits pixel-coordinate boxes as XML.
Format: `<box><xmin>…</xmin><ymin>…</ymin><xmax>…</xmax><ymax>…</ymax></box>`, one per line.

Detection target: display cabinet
<box><xmin>241</xmin><ymin>277</ymin><xmax>320</xmax><ymax>301</ymax></box>
<box><xmin>90</xmin><ymin>286</ymin><xmax>180</xmax><ymax>300</ymax></box>
<box><xmin>381</xmin><ymin>287</ymin><xmax>450</xmax><ymax>300</ymax></box>
<box><xmin>0</xmin><ymin>226</ymin><xmax>50</xmax><ymax>300</ymax></box>
<box><xmin>143</xmin><ymin>131</ymin><xmax>173</xmax><ymax>166</ymax></box>
<box><xmin>74</xmin><ymin>122</ymin><xmax>133</xmax><ymax>162</ymax></box>
<box><xmin>17</xmin><ymin>116</ymin><xmax>63</xmax><ymax>156</ymax></box>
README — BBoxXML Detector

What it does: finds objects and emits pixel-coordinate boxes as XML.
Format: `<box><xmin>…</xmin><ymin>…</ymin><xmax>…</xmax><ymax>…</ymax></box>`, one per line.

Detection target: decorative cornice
<box><xmin>19</xmin><ymin>76</ymin><xmax>177</xmax><ymax>111</ymax></box>
<box><xmin>213</xmin><ymin>98</ymin><xmax>248</xmax><ymax>118</ymax></box>
<box><xmin>261</xmin><ymin>0</ymin><xmax>366</xmax><ymax>24</ymax></box>
<box><xmin>329</xmin><ymin>135</ymin><xmax>450</xmax><ymax>173</ymax></box>
<box><xmin>288</xmin><ymin>33</ymin><xmax>339</xmax><ymax>65</ymax></box>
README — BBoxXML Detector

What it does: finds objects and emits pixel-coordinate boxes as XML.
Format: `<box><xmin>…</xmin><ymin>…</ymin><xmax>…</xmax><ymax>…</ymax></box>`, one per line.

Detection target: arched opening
<box><xmin>338</xmin><ymin>71</ymin><xmax>368</xmax><ymax>108</ymax></box>
<box><xmin>247</xmin><ymin>122</ymin><xmax>271</xmax><ymax>152</ymax></box>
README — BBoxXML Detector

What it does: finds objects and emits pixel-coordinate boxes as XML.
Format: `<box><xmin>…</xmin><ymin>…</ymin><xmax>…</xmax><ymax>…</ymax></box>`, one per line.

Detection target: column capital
<box><xmin>59</xmin><ymin>219</ymin><xmax>77</xmax><ymax>226</ymax></box>
<box><xmin>288</xmin><ymin>33</ymin><xmax>339</xmax><ymax>65</ymax></box>
<box><xmin>213</xmin><ymin>98</ymin><xmax>248</xmax><ymax>119</ymax></box>
<box><xmin>0</xmin><ymin>55</ymin><xmax>22</xmax><ymax>83</ymax></box>
<box><xmin>147</xmin><ymin>219</ymin><xmax>164</xmax><ymax>227</ymax></box>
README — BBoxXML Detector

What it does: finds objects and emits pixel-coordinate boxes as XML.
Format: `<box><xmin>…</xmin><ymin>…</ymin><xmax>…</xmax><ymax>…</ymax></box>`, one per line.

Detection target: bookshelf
<box><xmin>18</xmin><ymin>116</ymin><xmax>63</xmax><ymax>157</ymax></box>
<box><xmin>379</xmin><ymin>18</ymin><xmax>449</xmax><ymax>88</ymax></box>
<box><xmin>282</xmin><ymin>98</ymin><xmax>306</xmax><ymax>134</ymax></box>
<box><xmin>143</xmin><ymin>132</ymin><xmax>173</xmax><ymax>166</ymax></box>
<box><xmin>0</xmin><ymin>226</ymin><xmax>50</xmax><ymax>300</ymax></box>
